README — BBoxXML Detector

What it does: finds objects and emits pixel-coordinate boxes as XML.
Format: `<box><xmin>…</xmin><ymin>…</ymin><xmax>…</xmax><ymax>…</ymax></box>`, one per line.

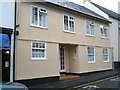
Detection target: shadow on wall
<box><xmin>114</xmin><ymin>62</ymin><xmax>120</xmax><ymax>72</ymax></box>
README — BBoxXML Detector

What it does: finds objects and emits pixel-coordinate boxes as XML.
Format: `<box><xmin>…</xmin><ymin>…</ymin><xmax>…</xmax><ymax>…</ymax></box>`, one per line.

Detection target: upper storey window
<box><xmin>31</xmin><ymin>6</ymin><xmax>47</xmax><ymax>28</ymax></box>
<box><xmin>86</xmin><ymin>20</ymin><xmax>95</xmax><ymax>36</ymax></box>
<box><xmin>100</xmin><ymin>25</ymin><xmax>108</xmax><ymax>38</ymax></box>
<box><xmin>64</xmin><ymin>15</ymin><xmax>75</xmax><ymax>33</ymax></box>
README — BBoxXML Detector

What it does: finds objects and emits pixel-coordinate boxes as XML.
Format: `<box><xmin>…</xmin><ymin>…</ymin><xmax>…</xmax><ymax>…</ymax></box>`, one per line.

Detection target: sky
<box><xmin>69</xmin><ymin>0</ymin><xmax>120</xmax><ymax>13</ymax></box>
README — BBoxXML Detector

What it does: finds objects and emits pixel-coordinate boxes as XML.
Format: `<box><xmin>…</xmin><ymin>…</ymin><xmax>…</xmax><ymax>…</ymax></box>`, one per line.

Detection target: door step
<box><xmin>59</xmin><ymin>74</ymin><xmax>80</xmax><ymax>80</ymax></box>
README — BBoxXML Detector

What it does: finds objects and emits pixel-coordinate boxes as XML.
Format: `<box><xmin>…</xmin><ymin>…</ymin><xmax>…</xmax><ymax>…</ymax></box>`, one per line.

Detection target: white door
<box><xmin>59</xmin><ymin>46</ymin><xmax>66</xmax><ymax>72</ymax></box>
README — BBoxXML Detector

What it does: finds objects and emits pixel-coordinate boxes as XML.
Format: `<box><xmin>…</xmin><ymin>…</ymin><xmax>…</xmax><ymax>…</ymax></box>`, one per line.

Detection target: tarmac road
<box><xmin>67</xmin><ymin>75</ymin><xmax>120</xmax><ymax>90</ymax></box>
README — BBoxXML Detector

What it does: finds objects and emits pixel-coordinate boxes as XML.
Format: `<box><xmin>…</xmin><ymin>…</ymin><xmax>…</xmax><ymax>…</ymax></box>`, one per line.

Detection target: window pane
<box><xmin>88</xmin><ymin>55</ymin><xmax>94</xmax><ymax>62</ymax></box>
<box><xmin>39</xmin><ymin>12</ymin><xmax>47</xmax><ymax>27</ymax></box>
<box><xmin>72</xmin><ymin>21</ymin><xmax>74</xmax><ymax>32</ymax></box>
<box><xmin>101</xmin><ymin>28</ymin><xmax>104</xmax><ymax>37</ymax></box>
<box><xmin>69</xmin><ymin>21</ymin><xmax>74</xmax><ymax>32</ymax></box>
<box><xmin>103</xmin><ymin>55</ymin><xmax>108</xmax><ymax>61</ymax></box>
<box><xmin>86</xmin><ymin>21</ymin><xmax>90</xmax><ymax>34</ymax></box>
<box><xmin>32</xmin><ymin>7</ymin><xmax>38</xmax><ymax>25</ymax></box>
<box><xmin>69</xmin><ymin>21</ymin><xmax>72</xmax><ymax>31</ymax></box>
<box><xmin>40</xmin><ymin>8</ymin><xmax>46</xmax><ymax>12</ymax></box>
<box><xmin>32</xmin><ymin>49</ymin><xmax>35</xmax><ymax>57</ymax></box>
<box><xmin>39</xmin><ymin>43</ymin><xmax>45</xmax><ymax>48</ymax></box>
<box><xmin>104</xmin><ymin>30</ymin><xmax>107</xmax><ymax>37</ymax></box>
<box><xmin>64</xmin><ymin>15</ymin><xmax>68</xmax><ymax>30</ymax></box>
<box><xmin>32</xmin><ymin>43</ymin><xmax>35</xmax><ymax>48</ymax></box>
<box><xmin>35</xmin><ymin>43</ymin><xmax>38</xmax><ymax>48</ymax></box>
<box><xmin>88</xmin><ymin>47</ymin><xmax>94</xmax><ymax>54</ymax></box>
<box><xmin>91</xmin><ymin>26</ymin><xmax>94</xmax><ymax>35</ymax></box>
<box><xmin>101</xmin><ymin>26</ymin><xmax>107</xmax><ymax>37</ymax></box>
<box><xmin>103</xmin><ymin>48</ymin><xmax>108</xmax><ymax>54</ymax></box>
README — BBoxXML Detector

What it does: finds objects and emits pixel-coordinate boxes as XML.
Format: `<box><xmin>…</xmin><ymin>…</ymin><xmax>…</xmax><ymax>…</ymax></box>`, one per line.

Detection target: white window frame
<box><xmin>103</xmin><ymin>48</ymin><xmax>109</xmax><ymax>62</ymax></box>
<box><xmin>87</xmin><ymin>46</ymin><xmax>95</xmax><ymax>63</ymax></box>
<box><xmin>63</xmin><ymin>14</ymin><xmax>75</xmax><ymax>33</ymax></box>
<box><xmin>100</xmin><ymin>25</ymin><xmax>108</xmax><ymax>38</ymax></box>
<box><xmin>30</xmin><ymin>5</ymin><xmax>47</xmax><ymax>28</ymax></box>
<box><xmin>86</xmin><ymin>20</ymin><xmax>95</xmax><ymax>36</ymax></box>
<box><xmin>31</xmin><ymin>41</ymin><xmax>46</xmax><ymax>60</ymax></box>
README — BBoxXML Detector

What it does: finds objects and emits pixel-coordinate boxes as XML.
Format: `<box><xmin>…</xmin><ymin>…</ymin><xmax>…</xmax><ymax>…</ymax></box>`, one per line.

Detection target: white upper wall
<box><xmin>83</xmin><ymin>2</ymin><xmax>109</xmax><ymax>19</ymax></box>
<box><xmin>109</xmin><ymin>17</ymin><xmax>119</xmax><ymax>61</ymax></box>
<box><xmin>0</xmin><ymin>1</ymin><xmax>15</xmax><ymax>29</ymax></box>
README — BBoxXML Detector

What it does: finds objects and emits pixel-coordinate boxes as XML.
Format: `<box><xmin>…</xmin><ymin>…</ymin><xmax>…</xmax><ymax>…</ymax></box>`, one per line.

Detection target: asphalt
<box><xmin>29</xmin><ymin>70</ymin><xmax>120</xmax><ymax>89</ymax></box>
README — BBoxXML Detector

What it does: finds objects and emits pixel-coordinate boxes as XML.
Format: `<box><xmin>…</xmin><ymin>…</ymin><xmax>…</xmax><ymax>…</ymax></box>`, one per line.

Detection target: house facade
<box><xmin>0</xmin><ymin>1</ymin><xmax>15</xmax><ymax>82</ymax></box>
<box><xmin>13</xmin><ymin>0</ymin><xmax>112</xmax><ymax>84</ymax></box>
<box><xmin>83</xmin><ymin>1</ymin><xmax>120</xmax><ymax>70</ymax></box>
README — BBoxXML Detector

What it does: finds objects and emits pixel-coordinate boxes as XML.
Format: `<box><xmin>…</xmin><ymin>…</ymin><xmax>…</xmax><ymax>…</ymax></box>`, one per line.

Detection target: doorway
<box><xmin>0</xmin><ymin>34</ymin><xmax>11</xmax><ymax>82</ymax></box>
<box><xmin>59</xmin><ymin>45</ymin><xmax>66</xmax><ymax>72</ymax></box>
<box><xmin>2</xmin><ymin>49</ymin><xmax>10</xmax><ymax>82</ymax></box>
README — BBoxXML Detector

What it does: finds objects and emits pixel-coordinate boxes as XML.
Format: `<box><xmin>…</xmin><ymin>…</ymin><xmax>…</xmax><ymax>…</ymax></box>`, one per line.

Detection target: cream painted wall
<box><xmin>78</xmin><ymin>46</ymin><xmax>112</xmax><ymax>73</ymax></box>
<box><xmin>65</xmin><ymin>45</ymin><xmax>80</xmax><ymax>73</ymax></box>
<box><xmin>15</xmin><ymin>40</ymin><xmax>59</xmax><ymax>80</ymax></box>
<box><xmin>15</xmin><ymin>2</ymin><xmax>113</xmax><ymax>80</ymax></box>
<box><xmin>17</xmin><ymin>2</ymin><xmax>111</xmax><ymax>47</ymax></box>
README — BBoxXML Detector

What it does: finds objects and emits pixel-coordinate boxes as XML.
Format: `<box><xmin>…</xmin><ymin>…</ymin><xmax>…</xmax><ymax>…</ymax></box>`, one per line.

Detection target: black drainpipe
<box><xmin>13</xmin><ymin>0</ymin><xmax>17</xmax><ymax>82</ymax></box>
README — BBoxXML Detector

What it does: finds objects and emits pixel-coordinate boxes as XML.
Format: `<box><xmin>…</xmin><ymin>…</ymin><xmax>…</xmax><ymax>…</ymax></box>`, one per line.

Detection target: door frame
<box><xmin>59</xmin><ymin>45</ymin><xmax>66</xmax><ymax>73</ymax></box>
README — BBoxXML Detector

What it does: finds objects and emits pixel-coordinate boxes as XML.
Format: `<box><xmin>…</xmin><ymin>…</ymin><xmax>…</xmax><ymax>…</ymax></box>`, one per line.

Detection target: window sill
<box><xmin>86</xmin><ymin>34</ymin><xmax>95</xmax><ymax>37</ymax></box>
<box><xmin>88</xmin><ymin>61</ymin><xmax>96</xmax><ymax>63</ymax></box>
<box><xmin>101</xmin><ymin>37</ymin><xmax>108</xmax><ymax>39</ymax></box>
<box><xmin>30</xmin><ymin>24</ymin><xmax>48</xmax><ymax>30</ymax></box>
<box><xmin>63</xmin><ymin>30</ymin><xmax>76</xmax><ymax>34</ymax></box>
<box><xmin>103</xmin><ymin>61</ymin><xmax>109</xmax><ymax>63</ymax></box>
<box><xmin>31</xmin><ymin>58</ymin><xmax>47</xmax><ymax>60</ymax></box>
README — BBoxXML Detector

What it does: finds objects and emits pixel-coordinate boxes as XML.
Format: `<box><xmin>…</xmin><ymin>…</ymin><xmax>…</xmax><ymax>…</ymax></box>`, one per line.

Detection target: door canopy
<box><xmin>0</xmin><ymin>34</ymin><xmax>10</xmax><ymax>49</ymax></box>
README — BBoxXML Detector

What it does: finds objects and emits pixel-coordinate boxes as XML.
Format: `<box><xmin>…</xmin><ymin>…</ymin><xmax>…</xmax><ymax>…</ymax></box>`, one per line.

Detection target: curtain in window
<box><xmin>39</xmin><ymin>12</ymin><xmax>47</xmax><ymax>27</ymax></box>
<box><xmin>32</xmin><ymin>7</ymin><xmax>38</xmax><ymax>25</ymax></box>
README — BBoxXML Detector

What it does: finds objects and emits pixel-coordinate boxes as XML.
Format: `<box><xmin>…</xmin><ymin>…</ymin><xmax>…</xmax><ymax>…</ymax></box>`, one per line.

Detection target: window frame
<box><xmin>86</xmin><ymin>20</ymin><xmax>95</xmax><ymax>36</ymax></box>
<box><xmin>31</xmin><ymin>41</ymin><xmax>47</xmax><ymax>60</ymax></box>
<box><xmin>30</xmin><ymin>5</ymin><xmax>47</xmax><ymax>28</ymax></box>
<box><xmin>100</xmin><ymin>25</ymin><xmax>108</xmax><ymax>38</ymax></box>
<box><xmin>102</xmin><ymin>48</ymin><xmax>109</xmax><ymax>62</ymax></box>
<box><xmin>87</xmin><ymin>46</ymin><xmax>95</xmax><ymax>63</ymax></box>
<box><xmin>63</xmin><ymin>14</ymin><xmax>75</xmax><ymax>33</ymax></box>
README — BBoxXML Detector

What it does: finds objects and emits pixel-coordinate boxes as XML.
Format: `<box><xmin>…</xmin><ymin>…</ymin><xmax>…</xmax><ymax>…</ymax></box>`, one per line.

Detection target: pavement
<box><xmin>29</xmin><ymin>70</ymin><xmax>120</xmax><ymax>89</ymax></box>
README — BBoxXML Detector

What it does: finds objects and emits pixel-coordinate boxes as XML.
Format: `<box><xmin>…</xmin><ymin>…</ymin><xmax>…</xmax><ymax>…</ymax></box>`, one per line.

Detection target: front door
<box><xmin>2</xmin><ymin>49</ymin><xmax>10</xmax><ymax>82</ymax></box>
<box><xmin>59</xmin><ymin>45</ymin><xmax>66</xmax><ymax>72</ymax></box>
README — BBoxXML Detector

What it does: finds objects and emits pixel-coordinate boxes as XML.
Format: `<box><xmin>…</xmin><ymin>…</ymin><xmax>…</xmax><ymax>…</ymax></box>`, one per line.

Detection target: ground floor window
<box><xmin>31</xmin><ymin>41</ymin><xmax>46</xmax><ymax>60</ymax></box>
<box><xmin>87</xmin><ymin>47</ymin><xmax>95</xmax><ymax>63</ymax></box>
<box><xmin>103</xmin><ymin>48</ymin><xmax>109</xmax><ymax>62</ymax></box>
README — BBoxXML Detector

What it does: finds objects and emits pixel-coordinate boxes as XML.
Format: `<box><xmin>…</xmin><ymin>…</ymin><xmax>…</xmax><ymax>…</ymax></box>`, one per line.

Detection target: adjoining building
<box><xmin>13</xmin><ymin>0</ymin><xmax>113</xmax><ymax>85</ymax></box>
<box><xmin>0</xmin><ymin>1</ymin><xmax>16</xmax><ymax>82</ymax></box>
